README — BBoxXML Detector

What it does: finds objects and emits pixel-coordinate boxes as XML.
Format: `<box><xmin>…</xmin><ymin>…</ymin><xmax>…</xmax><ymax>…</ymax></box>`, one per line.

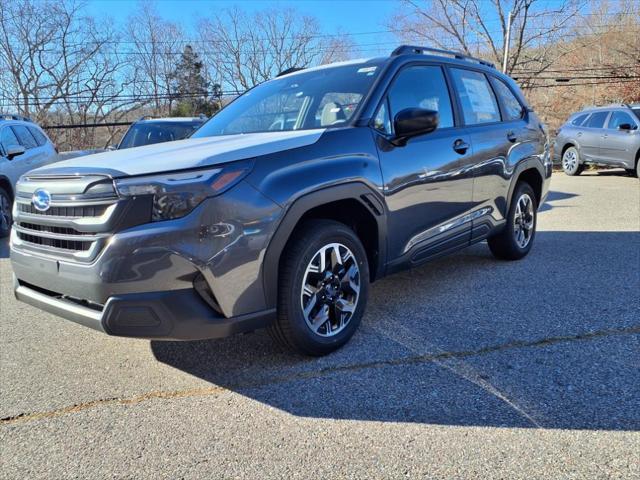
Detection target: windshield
<box><xmin>118</xmin><ymin>121</ymin><xmax>202</xmax><ymax>149</ymax></box>
<box><xmin>193</xmin><ymin>61</ymin><xmax>383</xmax><ymax>137</ymax></box>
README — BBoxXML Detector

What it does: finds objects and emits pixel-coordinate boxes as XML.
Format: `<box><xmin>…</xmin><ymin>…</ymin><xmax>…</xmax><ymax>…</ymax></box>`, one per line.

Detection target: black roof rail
<box><xmin>391</xmin><ymin>45</ymin><xmax>496</xmax><ymax>69</ymax></box>
<box><xmin>0</xmin><ymin>113</ymin><xmax>32</xmax><ymax>122</ymax></box>
<box><xmin>276</xmin><ymin>67</ymin><xmax>304</xmax><ymax>77</ymax></box>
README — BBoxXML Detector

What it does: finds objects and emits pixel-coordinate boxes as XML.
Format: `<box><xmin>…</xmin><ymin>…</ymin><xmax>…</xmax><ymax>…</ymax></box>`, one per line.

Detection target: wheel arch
<box><xmin>507</xmin><ymin>160</ymin><xmax>545</xmax><ymax>210</ymax></box>
<box><xmin>262</xmin><ymin>182</ymin><xmax>387</xmax><ymax>309</ymax></box>
<box><xmin>0</xmin><ymin>176</ymin><xmax>14</xmax><ymax>199</ymax></box>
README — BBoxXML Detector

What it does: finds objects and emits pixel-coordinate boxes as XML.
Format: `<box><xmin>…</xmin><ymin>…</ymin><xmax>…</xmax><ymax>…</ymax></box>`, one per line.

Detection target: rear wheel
<box><xmin>269</xmin><ymin>220</ymin><xmax>369</xmax><ymax>356</ymax></box>
<box><xmin>562</xmin><ymin>146</ymin><xmax>584</xmax><ymax>176</ymax></box>
<box><xmin>488</xmin><ymin>182</ymin><xmax>537</xmax><ymax>261</ymax></box>
<box><xmin>627</xmin><ymin>156</ymin><xmax>639</xmax><ymax>178</ymax></box>
<box><xmin>0</xmin><ymin>187</ymin><xmax>12</xmax><ymax>238</ymax></box>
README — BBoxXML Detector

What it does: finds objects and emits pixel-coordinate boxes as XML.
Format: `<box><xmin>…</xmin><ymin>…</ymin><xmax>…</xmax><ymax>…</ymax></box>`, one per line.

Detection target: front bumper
<box><xmin>10</xmin><ymin>180</ymin><xmax>283</xmax><ymax>340</ymax></box>
<box><xmin>14</xmin><ymin>276</ymin><xmax>275</xmax><ymax>340</ymax></box>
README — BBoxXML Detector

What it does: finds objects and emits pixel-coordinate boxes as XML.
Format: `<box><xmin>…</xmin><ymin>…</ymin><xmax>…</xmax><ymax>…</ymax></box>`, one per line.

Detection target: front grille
<box><xmin>17</xmin><ymin>222</ymin><xmax>93</xmax><ymax>236</ymax></box>
<box><xmin>18</xmin><ymin>203</ymin><xmax>109</xmax><ymax>217</ymax></box>
<box><xmin>16</xmin><ymin>231</ymin><xmax>92</xmax><ymax>251</ymax></box>
<box><xmin>12</xmin><ymin>175</ymin><xmax>121</xmax><ymax>261</ymax></box>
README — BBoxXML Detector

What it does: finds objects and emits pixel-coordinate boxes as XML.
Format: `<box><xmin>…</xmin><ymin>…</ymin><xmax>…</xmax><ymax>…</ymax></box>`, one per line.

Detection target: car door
<box><xmin>580</xmin><ymin>111</ymin><xmax>610</xmax><ymax>161</ymax></box>
<box><xmin>373</xmin><ymin>64</ymin><xmax>474</xmax><ymax>265</ymax></box>
<box><xmin>447</xmin><ymin>67</ymin><xmax>522</xmax><ymax>233</ymax></box>
<box><xmin>600</xmin><ymin>110</ymin><xmax>640</xmax><ymax>167</ymax></box>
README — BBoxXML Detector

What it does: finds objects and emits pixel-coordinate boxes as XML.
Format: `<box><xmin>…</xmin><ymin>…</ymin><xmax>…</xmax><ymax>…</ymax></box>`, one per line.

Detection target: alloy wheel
<box><xmin>513</xmin><ymin>193</ymin><xmax>534</xmax><ymax>248</ymax></box>
<box><xmin>0</xmin><ymin>193</ymin><xmax>11</xmax><ymax>234</ymax></box>
<box><xmin>562</xmin><ymin>148</ymin><xmax>579</xmax><ymax>174</ymax></box>
<box><xmin>300</xmin><ymin>242</ymin><xmax>360</xmax><ymax>337</ymax></box>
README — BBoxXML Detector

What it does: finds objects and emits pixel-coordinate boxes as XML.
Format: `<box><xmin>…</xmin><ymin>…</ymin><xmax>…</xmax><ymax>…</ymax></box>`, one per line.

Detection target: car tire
<box><xmin>627</xmin><ymin>156</ymin><xmax>639</xmax><ymax>178</ymax></box>
<box><xmin>0</xmin><ymin>187</ymin><xmax>12</xmax><ymax>239</ymax></box>
<box><xmin>488</xmin><ymin>182</ymin><xmax>538</xmax><ymax>261</ymax></box>
<box><xmin>269</xmin><ymin>219</ymin><xmax>369</xmax><ymax>356</ymax></box>
<box><xmin>561</xmin><ymin>146</ymin><xmax>584</xmax><ymax>176</ymax></box>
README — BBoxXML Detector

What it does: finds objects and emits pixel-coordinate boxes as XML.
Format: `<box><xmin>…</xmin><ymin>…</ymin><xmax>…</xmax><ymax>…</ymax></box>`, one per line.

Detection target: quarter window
<box><xmin>373</xmin><ymin>100</ymin><xmax>391</xmax><ymax>134</ymax></box>
<box><xmin>11</xmin><ymin>125</ymin><xmax>38</xmax><ymax>149</ymax></box>
<box><xmin>492</xmin><ymin>78</ymin><xmax>524</xmax><ymax>121</ymax></box>
<box><xmin>28</xmin><ymin>126</ymin><xmax>48</xmax><ymax>146</ymax></box>
<box><xmin>387</xmin><ymin>66</ymin><xmax>454</xmax><ymax>129</ymax></box>
<box><xmin>450</xmin><ymin>68</ymin><xmax>501</xmax><ymax>125</ymax></box>
<box><xmin>607</xmin><ymin>111</ymin><xmax>636</xmax><ymax>130</ymax></box>
<box><xmin>584</xmin><ymin>111</ymin><xmax>609</xmax><ymax>129</ymax></box>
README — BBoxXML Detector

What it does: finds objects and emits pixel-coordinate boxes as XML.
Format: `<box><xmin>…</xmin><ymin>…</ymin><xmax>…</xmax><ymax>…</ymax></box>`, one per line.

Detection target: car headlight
<box><xmin>114</xmin><ymin>159</ymin><xmax>253</xmax><ymax>221</ymax></box>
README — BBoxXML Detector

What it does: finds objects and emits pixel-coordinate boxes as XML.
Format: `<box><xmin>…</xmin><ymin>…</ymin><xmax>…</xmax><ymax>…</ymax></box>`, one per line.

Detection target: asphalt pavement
<box><xmin>1</xmin><ymin>170</ymin><xmax>639</xmax><ymax>479</ymax></box>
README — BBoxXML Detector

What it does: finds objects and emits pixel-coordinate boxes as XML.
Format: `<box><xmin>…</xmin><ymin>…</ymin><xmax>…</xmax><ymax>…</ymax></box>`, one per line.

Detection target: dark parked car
<box><xmin>114</xmin><ymin>116</ymin><xmax>207</xmax><ymax>150</ymax></box>
<box><xmin>10</xmin><ymin>46</ymin><xmax>551</xmax><ymax>356</ymax></box>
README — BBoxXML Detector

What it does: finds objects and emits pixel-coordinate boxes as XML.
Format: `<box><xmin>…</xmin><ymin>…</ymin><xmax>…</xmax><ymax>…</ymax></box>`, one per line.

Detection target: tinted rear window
<box><xmin>584</xmin><ymin>111</ymin><xmax>609</xmax><ymax>129</ymax></box>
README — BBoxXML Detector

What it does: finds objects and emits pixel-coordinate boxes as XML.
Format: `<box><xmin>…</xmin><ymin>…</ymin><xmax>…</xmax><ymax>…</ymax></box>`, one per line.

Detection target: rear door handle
<box><xmin>577</xmin><ymin>132</ymin><xmax>583</xmax><ymax>137</ymax></box>
<box><xmin>453</xmin><ymin>139</ymin><xmax>470</xmax><ymax>154</ymax></box>
<box><xmin>507</xmin><ymin>131</ymin><xmax>517</xmax><ymax>143</ymax></box>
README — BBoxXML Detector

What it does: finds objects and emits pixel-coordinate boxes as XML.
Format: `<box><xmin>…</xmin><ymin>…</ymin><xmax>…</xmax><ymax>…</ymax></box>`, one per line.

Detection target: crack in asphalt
<box><xmin>2</xmin><ymin>325</ymin><xmax>638</xmax><ymax>426</ymax></box>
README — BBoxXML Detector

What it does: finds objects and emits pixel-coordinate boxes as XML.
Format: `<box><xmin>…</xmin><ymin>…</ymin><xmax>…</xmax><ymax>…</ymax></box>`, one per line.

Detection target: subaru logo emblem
<box><xmin>32</xmin><ymin>188</ymin><xmax>51</xmax><ymax>212</ymax></box>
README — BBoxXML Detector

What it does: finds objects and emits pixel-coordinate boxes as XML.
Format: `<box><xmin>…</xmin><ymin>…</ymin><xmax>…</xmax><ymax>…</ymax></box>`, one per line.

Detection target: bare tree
<box><xmin>198</xmin><ymin>6</ymin><xmax>357</xmax><ymax>92</ymax></box>
<box><xmin>389</xmin><ymin>0</ymin><xmax>584</xmax><ymax>75</ymax></box>
<box><xmin>0</xmin><ymin>0</ymin><xmax>133</xmax><ymax>149</ymax></box>
<box><xmin>124</xmin><ymin>1</ymin><xmax>185</xmax><ymax>116</ymax></box>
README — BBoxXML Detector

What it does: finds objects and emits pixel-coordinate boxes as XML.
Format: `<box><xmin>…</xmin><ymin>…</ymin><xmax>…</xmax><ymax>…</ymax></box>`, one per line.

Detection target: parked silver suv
<box><xmin>554</xmin><ymin>104</ymin><xmax>640</xmax><ymax>177</ymax></box>
<box><xmin>0</xmin><ymin>114</ymin><xmax>59</xmax><ymax>237</ymax></box>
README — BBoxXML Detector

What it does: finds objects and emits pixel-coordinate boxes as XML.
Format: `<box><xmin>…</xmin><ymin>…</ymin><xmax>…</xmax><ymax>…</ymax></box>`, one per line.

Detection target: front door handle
<box><xmin>453</xmin><ymin>139</ymin><xmax>469</xmax><ymax>154</ymax></box>
<box><xmin>577</xmin><ymin>131</ymin><xmax>583</xmax><ymax>137</ymax></box>
<box><xmin>507</xmin><ymin>131</ymin><xmax>517</xmax><ymax>143</ymax></box>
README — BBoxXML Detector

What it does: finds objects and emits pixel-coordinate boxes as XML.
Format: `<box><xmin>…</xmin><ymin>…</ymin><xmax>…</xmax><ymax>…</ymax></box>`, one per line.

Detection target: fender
<box><xmin>261</xmin><ymin>182</ymin><xmax>388</xmax><ymax>309</ymax></box>
<box><xmin>506</xmin><ymin>156</ymin><xmax>547</xmax><ymax>209</ymax></box>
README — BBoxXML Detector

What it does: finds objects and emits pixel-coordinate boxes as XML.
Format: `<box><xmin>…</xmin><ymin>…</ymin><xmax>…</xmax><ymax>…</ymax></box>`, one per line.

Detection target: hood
<box><xmin>31</xmin><ymin>129</ymin><xmax>326</xmax><ymax>178</ymax></box>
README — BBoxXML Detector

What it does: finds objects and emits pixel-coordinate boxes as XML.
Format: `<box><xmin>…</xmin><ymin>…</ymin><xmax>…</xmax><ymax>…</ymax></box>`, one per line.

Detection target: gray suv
<box><xmin>0</xmin><ymin>115</ymin><xmax>58</xmax><ymax>237</ymax></box>
<box><xmin>555</xmin><ymin>104</ymin><xmax>640</xmax><ymax>177</ymax></box>
<box><xmin>9</xmin><ymin>46</ymin><xmax>551</xmax><ymax>356</ymax></box>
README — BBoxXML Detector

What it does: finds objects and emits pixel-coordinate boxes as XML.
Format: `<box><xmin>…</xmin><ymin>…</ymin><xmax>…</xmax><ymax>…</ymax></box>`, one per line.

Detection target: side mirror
<box><xmin>617</xmin><ymin>123</ymin><xmax>633</xmax><ymax>131</ymax></box>
<box><xmin>106</xmin><ymin>145</ymin><xmax>117</xmax><ymax>151</ymax></box>
<box><xmin>6</xmin><ymin>144</ymin><xmax>25</xmax><ymax>160</ymax></box>
<box><xmin>392</xmin><ymin>108</ymin><xmax>439</xmax><ymax>146</ymax></box>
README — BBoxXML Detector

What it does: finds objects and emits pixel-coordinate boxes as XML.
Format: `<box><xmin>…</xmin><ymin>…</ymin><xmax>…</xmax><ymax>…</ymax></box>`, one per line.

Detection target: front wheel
<box><xmin>488</xmin><ymin>182</ymin><xmax>538</xmax><ymax>261</ymax></box>
<box><xmin>269</xmin><ymin>220</ymin><xmax>369</xmax><ymax>356</ymax></box>
<box><xmin>0</xmin><ymin>187</ymin><xmax>12</xmax><ymax>238</ymax></box>
<box><xmin>562</xmin><ymin>146</ymin><xmax>584</xmax><ymax>176</ymax></box>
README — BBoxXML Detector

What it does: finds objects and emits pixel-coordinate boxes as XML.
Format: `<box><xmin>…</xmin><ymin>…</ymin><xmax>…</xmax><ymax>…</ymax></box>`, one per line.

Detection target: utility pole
<box><xmin>502</xmin><ymin>11</ymin><xmax>514</xmax><ymax>73</ymax></box>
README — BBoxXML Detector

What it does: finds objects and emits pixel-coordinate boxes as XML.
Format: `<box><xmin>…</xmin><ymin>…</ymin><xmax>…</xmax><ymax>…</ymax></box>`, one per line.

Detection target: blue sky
<box><xmin>86</xmin><ymin>0</ymin><xmax>400</xmax><ymax>53</ymax></box>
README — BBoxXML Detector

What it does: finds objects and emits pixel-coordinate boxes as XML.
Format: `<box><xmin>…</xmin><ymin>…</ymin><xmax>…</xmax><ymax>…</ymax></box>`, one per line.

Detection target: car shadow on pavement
<box><xmin>151</xmin><ymin>231</ymin><xmax>640</xmax><ymax>431</ymax></box>
<box><xmin>539</xmin><ymin>190</ymin><xmax>577</xmax><ymax>212</ymax></box>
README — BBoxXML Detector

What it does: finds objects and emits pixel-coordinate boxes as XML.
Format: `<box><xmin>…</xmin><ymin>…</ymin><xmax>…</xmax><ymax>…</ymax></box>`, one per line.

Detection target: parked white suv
<box><xmin>0</xmin><ymin>114</ymin><xmax>58</xmax><ymax>237</ymax></box>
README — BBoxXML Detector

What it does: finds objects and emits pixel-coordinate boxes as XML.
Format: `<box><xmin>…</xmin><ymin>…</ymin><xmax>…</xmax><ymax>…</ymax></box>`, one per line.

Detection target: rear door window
<box><xmin>491</xmin><ymin>78</ymin><xmax>524</xmax><ymax>121</ymax></box>
<box><xmin>11</xmin><ymin>125</ymin><xmax>39</xmax><ymax>149</ymax></box>
<box><xmin>450</xmin><ymin>68</ymin><xmax>501</xmax><ymax>125</ymax></box>
<box><xmin>584</xmin><ymin>111</ymin><xmax>609</xmax><ymax>129</ymax></box>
